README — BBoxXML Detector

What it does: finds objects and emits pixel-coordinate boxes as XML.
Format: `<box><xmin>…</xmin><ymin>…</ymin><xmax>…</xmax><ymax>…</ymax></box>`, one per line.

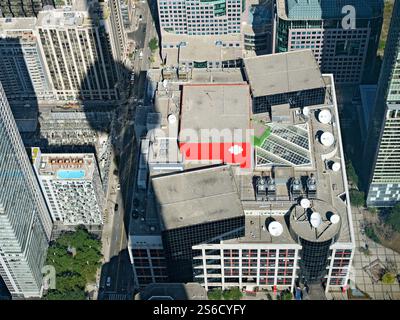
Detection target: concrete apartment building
<box><xmin>0</xmin><ymin>82</ymin><xmax>53</xmax><ymax>299</ymax></box>
<box><xmin>0</xmin><ymin>1</ymin><xmax>122</xmax><ymax>103</ymax></box>
<box><xmin>275</xmin><ymin>0</ymin><xmax>383</xmax><ymax>84</ymax></box>
<box><xmin>106</xmin><ymin>0</ymin><xmax>128</xmax><ymax>64</ymax></box>
<box><xmin>31</xmin><ymin>147</ymin><xmax>104</xmax><ymax>231</ymax></box>
<box><xmin>129</xmin><ymin>50</ymin><xmax>355</xmax><ymax>295</ymax></box>
<box><xmin>364</xmin><ymin>0</ymin><xmax>400</xmax><ymax>207</ymax></box>
<box><xmin>0</xmin><ymin>17</ymin><xmax>55</xmax><ymax>101</ymax></box>
<box><xmin>36</xmin><ymin>5</ymin><xmax>119</xmax><ymax>101</ymax></box>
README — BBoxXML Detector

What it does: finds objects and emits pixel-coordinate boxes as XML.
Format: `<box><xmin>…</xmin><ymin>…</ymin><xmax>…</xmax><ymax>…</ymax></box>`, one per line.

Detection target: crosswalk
<box><xmin>105</xmin><ymin>293</ymin><xmax>129</xmax><ymax>300</ymax></box>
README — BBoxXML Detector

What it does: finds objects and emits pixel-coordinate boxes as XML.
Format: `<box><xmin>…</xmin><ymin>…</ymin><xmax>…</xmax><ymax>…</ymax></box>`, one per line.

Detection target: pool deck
<box><xmin>57</xmin><ymin>170</ymin><xmax>86</xmax><ymax>180</ymax></box>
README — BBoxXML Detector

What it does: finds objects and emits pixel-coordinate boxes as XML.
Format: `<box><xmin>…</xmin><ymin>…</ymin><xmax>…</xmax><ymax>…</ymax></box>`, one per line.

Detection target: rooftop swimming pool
<box><xmin>57</xmin><ymin>170</ymin><xmax>85</xmax><ymax>179</ymax></box>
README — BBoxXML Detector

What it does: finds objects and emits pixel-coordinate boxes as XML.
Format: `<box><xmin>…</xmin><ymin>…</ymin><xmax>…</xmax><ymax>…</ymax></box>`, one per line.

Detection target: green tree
<box><xmin>365</xmin><ymin>225</ymin><xmax>380</xmax><ymax>244</ymax></box>
<box><xmin>280</xmin><ymin>290</ymin><xmax>293</xmax><ymax>300</ymax></box>
<box><xmin>207</xmin><ymin>288</ymin><xmax>222</xmax><ymax>300</ymax></box>
<box><xmin>222</xmin><ymin>287</ymin><xmax>242</xmax><ymax>300</ymax></box>
<box><xmin>387</xmin><ymin>203</ymin><xmax>400</xmax><ymax>233</ymax></box>
<box><xmin>44</xmin><ymin>226</ymin><xmax>102</xmax><ymax>300</ymax></box>
<box><xmin>349</xmin><ymin>189</ymin><xmax>365</xmax><ymax>207</ymax></box>
<box><xmin>148</xmin><ymin>37</ymin><xmax>159</xmax><ymax>52</ymax></box>
<box><xmin>45</xmin><ymin>289</ymin><xmax>87</xmax><ymax>300</ymax></box>
<box><xmin>381</xmin><ymin>272</ymin><xmax>396</xmax><ymax>284</ymax></box>
<box><xmin>346</xmin><ymin>160</ymin><xmax>359</xmax><ymax>187</ymax></box>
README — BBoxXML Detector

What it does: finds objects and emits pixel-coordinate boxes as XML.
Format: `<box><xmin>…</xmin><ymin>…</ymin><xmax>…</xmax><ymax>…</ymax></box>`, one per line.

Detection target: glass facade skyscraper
<box><xmin>0</xmin><ymin>81</ymin><xmax>52</xmax><ymax>298</ymax></box>
<box><xmin>275</xmin><ymin>0</ymin><xmax>383</xmax><ymax>84</ymax></box>
<box><xmin>364</xmin><ymin>0</ymin><xmax>400</xmax><ymax>207</ymax></box>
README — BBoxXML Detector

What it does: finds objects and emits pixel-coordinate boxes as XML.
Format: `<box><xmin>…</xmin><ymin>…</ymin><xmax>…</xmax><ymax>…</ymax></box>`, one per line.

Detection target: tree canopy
<box><xmin>148</xmin><ymin>38</ymin><xmax>159</xmax><ymax>52</ymax></box>
<box><xmin>349</xmin><ymin>189</ymin><xmax>365</xmax><ymax>207</ymax></box>
<box><xmin>346</xmin><ymin>160</ymin><xmax>359</xmax><ymax>187</ymax></box>
<box><xmin>207</xmin><ymin>288</ymin><xmax>222</xmax><ymax>300</ymax></box>
<box><xmin>207</xmin><ymin>287</ymin><xmax>242</xmax><ymax>300</ymax></box>
<box><xmin>222</xmin><ymin>287</ymin><xmax>243</xmax><ymax>300</ymax></box>
<box><xmin>387</xmin><ymin>203</ymin><xmax>400</xmax><ymax>233</ymax></box>
<box><xmin>381</xmin><ymin>272</ymin><xmax>396</xmax><ymax>284</ymax></box>
<box><xmin>280</xmin><ymin>290</ymin><xmax>293</xmax><ymax>300</ymax></box>
<box><xmin>44</xmin><ymin>226</ymin><xmax>102</xmax><ymax>300</ymax></box>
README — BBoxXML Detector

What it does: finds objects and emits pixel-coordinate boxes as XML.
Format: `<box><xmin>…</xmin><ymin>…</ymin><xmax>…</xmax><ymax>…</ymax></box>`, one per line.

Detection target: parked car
<box><xmin>114</xmin><ymin>203</ymin><xmax>119</xmax><ymax>211</ymax></box>
<box><xmin>106</xmin><ymin>277</ymin><xmax>111</xmax><ymax>287</ymax></box>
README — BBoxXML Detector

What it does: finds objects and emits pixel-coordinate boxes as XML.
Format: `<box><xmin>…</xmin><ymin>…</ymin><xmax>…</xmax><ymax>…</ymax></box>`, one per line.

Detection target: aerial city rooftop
<box><xmin>0</xmin><ymin>0</ymin><xmax>400</xmax><ymax>302</ymax></box>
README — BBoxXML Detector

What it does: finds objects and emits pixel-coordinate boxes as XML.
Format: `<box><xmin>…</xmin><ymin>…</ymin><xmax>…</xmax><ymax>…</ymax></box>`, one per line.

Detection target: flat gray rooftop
<box><xmin>233</xmin><ymin>75</ymin><xmax>353</xmax><ymax>244</ymax></box>
<box><xmin>0</xmin><ymin>17</ymin><xmax>36</xmax><ymax>31</ymax></box>
<box><xmin>162</xmin><ymin>33</ymin><xmax>243</xmax><ymax>64</ymax></box>
<box><xmin>180</xmin><ymin>83</ymin><xmax>251</xmax><ymax>141</ymax></box>
<box><xmin>151</xmin><ymin>165</ymin><xmax>243</xmax><ymax>230</ymax></box>
<box><xmin>135</xmin><ymin>282</ymin><xmax>207</xmax><ymax>300</ymax></box>
<box><xmin>243</xmin><ymin>50</ymin><xmax>325</xmax><ymax>97</ymax></box>
<box><xmin>237</xmin><ymin>214</ymin><xmax>297</xmax><ymax>244</ymax></box>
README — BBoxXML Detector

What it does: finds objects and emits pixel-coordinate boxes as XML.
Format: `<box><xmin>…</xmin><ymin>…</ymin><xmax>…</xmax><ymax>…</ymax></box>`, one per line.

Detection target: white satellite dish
<box><xmin>310</xmin><ymin>212</ymin><xmax>322</xmax><ymax>228</ymax></box>
<box><xmin>320</xmin><ymin>132</ymin><xmax>335</xmax><ymax>147</ymax></box>
<box><xmin>268</xmin><ymin>221</ymin><xmax>283</xmax><ymax>237</ymax></box>
<box><xmin>300</xmin><ymin>198</ymin><xmax>311</xmax><ymax>209</ymax></box>
<box><xmin>168</xmin><ymin>114</ymin><xmax>177</xmax><ymax>124</ymax></box>
<box><xmin>331</xmin><ymin>162</ymin><xmax>341</xmax><ymax>172</ymax></box>
<box><xmin>330</xmin><ymin>214</ymin><xmax>340</xmax><ymax>224</ymax></box>
<box><xmin>318</xmin><ymin>109</ymin><xmax>332</xmax><ymax>124</ymax></box>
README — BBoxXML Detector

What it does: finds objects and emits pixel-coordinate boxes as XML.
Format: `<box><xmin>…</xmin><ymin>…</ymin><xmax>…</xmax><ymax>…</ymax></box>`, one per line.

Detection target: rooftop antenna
<box><xmin>310</xmin><ymin>212</ymin><xmax>322</xmax><ymax>228</ymax></box>
<box><xmin>320</xmin><ymin>131</ymin><xmax>335</xmax><ymax>147</ymax></box>
<box><xmin>268</xmin><ymin>221</ymin><xmax>283</xmax><ymax>237</ymax></box>
<box><xmin>300</xmin><ymin>198</ymin><xmax>311</xmax><ymax>209</ymax></box>
<box><xmin>330</xmin><ymin>214</ymin><xmax>340</xmax><ymax>224</ymax></box>
<box><xmin>318</xmin><ymin>109</ymin><xmax>332</xmax><ymax>124</ymax></box>
<box><xmin>331</xmin><ymin>162</ymin><xmax>341</xmax><ymax>172</ymax></box>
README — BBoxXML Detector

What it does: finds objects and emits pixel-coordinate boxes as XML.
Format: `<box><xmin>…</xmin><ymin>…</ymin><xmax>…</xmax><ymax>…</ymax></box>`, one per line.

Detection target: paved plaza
<box><xmin>339</xmin><ymin>207</ymin><xmax>400</xmax><ymax>300</ymax></box>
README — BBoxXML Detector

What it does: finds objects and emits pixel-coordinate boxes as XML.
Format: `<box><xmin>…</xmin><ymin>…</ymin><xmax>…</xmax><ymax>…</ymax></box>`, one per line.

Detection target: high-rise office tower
<box><xmin>275</xmin><ymin>0</ymin><xmax>383</xmax><ymax>84</ymax></box>
<box><xmin>364</xmin><ymin>0</ymin><xmax>400</xmax><ymax>207</ymax></box>
<box><xmin>242</xmin><ymin>0</ymin><xmax>274</xmax><ymax>54</ymax></box>
<box><xmin>158</xmin><ymin>0</ymin><xmax>245</xmax><ymax>67</ymax></box>
<box><xmin>130</xmin><ymin>50</ymin><xmax>354</xmax><ymax>295</ymax></box>
<box><xmin>0</xmin><ymin>81</ymin><xmax>53</xmax><ymax>299</ymax></box>
<box><xmin>0</xmin><ymin>18</ymin><xmax>55</xmax><ymax>101</ymax></box>
<box><xmin>106</xmin><ymin>0</ymin><xmax>127</xmax><ymax>64</ymax></box>
<box><xmin>36</xmin><ymin>5</ymin><xmax>119</xmax><ymax>101</ymax></box>
<box><xmin>0</xmin><ymin>0</ymin><xmax>56</xmax><ymax>17</ymax></box>
<box><xmin>193</xmin><ymin>51</ymin><xmax>355</xmax><ymax>294</ymax></box>
<box><xmin>151</xmin><ymin>165</ymin><xmax>245</xmax><ymax>283</ymax></box>
<box><xmin>158</xmin><ymin>0</ymin><xmax>243</xmax><ymax>36</ymax></box>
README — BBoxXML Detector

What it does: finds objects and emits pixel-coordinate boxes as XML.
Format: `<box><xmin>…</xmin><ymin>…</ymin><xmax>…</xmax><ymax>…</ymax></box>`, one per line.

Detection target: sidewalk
<box><xmin>89</xmin><ymin>145</ymin><xmax>120</xmax><ymax>299</ymax></box>
<box><xmin>351</xmin><ymin>207</ymin><xmax>400</xmax><ymax>299</ymax></box>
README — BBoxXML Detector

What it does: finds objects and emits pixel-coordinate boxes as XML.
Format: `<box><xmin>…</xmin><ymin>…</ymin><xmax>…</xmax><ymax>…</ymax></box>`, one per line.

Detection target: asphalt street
<box><xmin>98</xmin><ymin>0</ymin><xmax>156</xmax><ymax>300</ymax></box>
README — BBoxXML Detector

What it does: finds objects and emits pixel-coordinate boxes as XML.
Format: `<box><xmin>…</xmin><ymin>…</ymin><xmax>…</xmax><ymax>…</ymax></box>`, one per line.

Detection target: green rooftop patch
<box><xmin>252</xmin><ymin>125</ymin><xmax>271</xmax><ymax>147</ymax></box>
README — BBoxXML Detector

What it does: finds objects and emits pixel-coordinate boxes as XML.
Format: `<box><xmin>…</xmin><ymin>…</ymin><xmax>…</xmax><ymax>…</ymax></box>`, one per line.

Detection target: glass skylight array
<box><xmin>256</xmin><ymin>123</ymin><xmax>311</xmax><ymax>167</ymax></box>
